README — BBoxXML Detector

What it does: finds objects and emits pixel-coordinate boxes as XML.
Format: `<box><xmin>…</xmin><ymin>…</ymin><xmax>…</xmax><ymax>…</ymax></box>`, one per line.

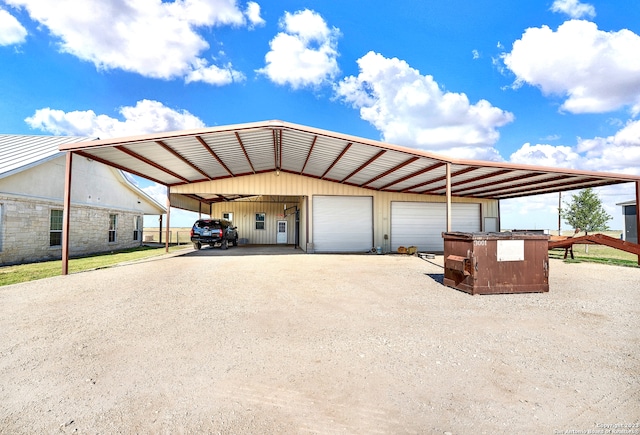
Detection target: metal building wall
<box><xmin>210</xmin><ymin>200</ymin><xmax>298</xmax><ymax>245</ymax></box>
<box><xmin>173</xmin><ymin>171</ymin><xmax>499</xmax><ymax>251</ymax></box>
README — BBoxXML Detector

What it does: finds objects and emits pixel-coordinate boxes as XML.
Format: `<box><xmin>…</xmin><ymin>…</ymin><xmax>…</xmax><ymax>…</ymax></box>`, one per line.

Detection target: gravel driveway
<box><xmin>1</xmin><ymin>249</ymin><xmax>639</xmax><ymax>434</ymax></box>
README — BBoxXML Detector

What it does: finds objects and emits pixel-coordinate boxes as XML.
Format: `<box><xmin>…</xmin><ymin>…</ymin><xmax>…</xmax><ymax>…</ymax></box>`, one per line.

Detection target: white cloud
<box><xmin>335</xmin><ymin>51</ymin><xmax>514</xmax><ymax>160</ymax></box>
<box><xmin>257</xmin><ymin>9</ymin><xmax>340</xmax><ymax>89</ymax></box>
<box><xmin>502</xmin><ymin>20</ymin><xmax>640</xmax><ymax>114</ymax></box>
<box><xmin>185</xmin><ymin>59</ymin><xmax>246</xmax><ymax>85</ymax></box>
<box><xmin>574</xmin><ymin>119</ymin><xmax>640</xmax><ymax>173</ymax></box>
<box><xmin>245</xmin><ymin>1</ymin><xmax>265</xmax><ymax>28</ymax></box>
<box><xmin>25</xmin><ymin>99</ymin><xmax>205</xmax><ymax>138</ymax></box>
<box><xmin>503</xmin><ymin>118</ymin><xmax>640</xmax><ymax>231</ymax></box>
<box><xmin>550</xmin><ymin>0</ymin><xmax>596</xmax><ymax>19</ymax></box>
<box><xmin>0</xmin><ymin>7</ymin><xmax>27</xmax><ymax>45</ymax></box>
<box><xmin>509</xmin><ymin>143</ymin><xmax>581</xmax><ymax>168</ymax></box>
<box><xmin>500</xmin><ymin>192</ymin><xmax>563</xmax><ymax>231</ymax></box>
<box><xmin>509</xmin><ymin>120</ymin><xmax>640</xmax><ymax>175</ymax></box>
<box><xmin>3</xmin><ymin>0</ymin><xmax>248</xmax><ymax>83</ymax></box>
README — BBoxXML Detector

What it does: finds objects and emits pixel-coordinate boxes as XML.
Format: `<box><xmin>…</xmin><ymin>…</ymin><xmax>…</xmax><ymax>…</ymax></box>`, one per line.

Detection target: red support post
<box><xmin>165</xmin><ymin>186</ymin><xmax>171</xmax><ymax>253</ymax></box>
<box><xmin>636</xmin><ymin>181</ymin><xmax>640</xmax><ymax>265</ymax></box>
<box><xmin>62</xmin><ymin>152</ymin><xmax>73</xmax><ymax>275</ymax></box>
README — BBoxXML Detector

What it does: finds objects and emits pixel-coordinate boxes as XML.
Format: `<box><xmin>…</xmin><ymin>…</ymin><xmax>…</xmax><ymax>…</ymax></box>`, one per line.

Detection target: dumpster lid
<box><xmin>442</xmin><ymin>231</ymin><xmax>549</xmax><ymax>240</ymax></box>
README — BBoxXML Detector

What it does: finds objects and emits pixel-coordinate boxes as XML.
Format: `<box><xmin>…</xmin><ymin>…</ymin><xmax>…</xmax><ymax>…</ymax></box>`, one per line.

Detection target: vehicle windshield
<box><xmin>195</xmin><ymin>220</ymin><xmax>222</xmax><ymax>228</ymax></box>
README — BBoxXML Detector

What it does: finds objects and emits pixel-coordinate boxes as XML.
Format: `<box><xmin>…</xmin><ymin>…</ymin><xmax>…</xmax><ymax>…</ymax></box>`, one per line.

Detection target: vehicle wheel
<box><xmin>193</xmin><ymin>242</ymin><xmax>201</xmax><ymax>250</ymax></box>
<box><xmin>221</xmin><ymin>239</ymin><xmax>228</xmax><ymax>250</ymax></box>
<box><xmin>232</xmin><ymin>236</ymin><xmax>238</xmax><ymax>247</ymax></box>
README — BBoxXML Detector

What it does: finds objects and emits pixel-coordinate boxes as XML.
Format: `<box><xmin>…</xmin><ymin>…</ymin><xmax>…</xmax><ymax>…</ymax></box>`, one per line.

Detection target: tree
<box><xmin>561</xmin><ymin>187</ymin><xmax>611</xmax><ymax>237</ymax></box>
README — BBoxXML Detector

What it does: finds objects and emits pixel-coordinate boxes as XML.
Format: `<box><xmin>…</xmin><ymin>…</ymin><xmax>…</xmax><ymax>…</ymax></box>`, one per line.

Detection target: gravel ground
<box><xmin>1</xmin><ymin>249</ymin><xmax>639</xmax><ymax>434</ymax></box>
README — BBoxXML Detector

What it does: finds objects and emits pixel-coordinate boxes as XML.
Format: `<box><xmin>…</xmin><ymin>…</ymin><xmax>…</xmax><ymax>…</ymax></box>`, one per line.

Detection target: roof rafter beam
<box><xmin>341</xmin><ymin>150</ymin><xmax>386</xmax><ymax>183</ymax></box>
<box><xmin>379</xmin><ymin>162</ymin><xmax>445</xmax><ymax>191</ymax></box>
<box><xmin>300</xmin><ymin>136</ymin><xmax>317</xmax><ymax>174</ymax></box>
<box><xmin>321</xmin><ymin>142</ymin><xmax>352</xmax><ymax>179</ymax></box>
<box><xmin>360</xmin><ymin>156</ymin><xmax>419</xmax><ymax>188</ymax></box>
<box><xmin>235</xmin><ymin>132</ymin><xmax>256</xmax><ymax>174</ymax></box>
<box><xmin>156</xmin><ymin>140</ymin><xmax>212</xmax><ymax>181</ymax></box>
<box><xmin>454</xmin><ymin>168</ymin><xmax>512</xmax><ymax>187</ymax></box>
<box><xmin>452</xmin><ymin>172</ymin><xmax>541</xmax><ymax>196</ymax></box>
<box><xmin>114</xmin><ymin>145</ymin><xmax>190</xmax><ymax>183</ymax></box>
<box><xmin>493</xmin><ymin>179</ymin><xmax>622</xmax><ymax>199</ymax></box>
<box><xmin>471</xmin><ymin>175</ymin><xmax>573</xmax><ymax>198</ymax></box>
<box><xmin>195</xmin><ymin>135</ymin><xmax>234</xmax><ymax>177</ymax></box>
<box><xmin>426</xmin><ymin>169</ymin><xmax>512</xmax><ymax>194</ymax></box>
<box><xmin>272</xmin><ymin>128</ymin><xmax>283</xmax><ymax>170</ymax></box>
<box><xmin>402</xmin><ymin>167</ymin><xmax>478</xmax><ymax>193</ymax></box>
<box><xmin>75</xmin><ymin>150</ymin><xmax>167</xmax><ymax>186</ymax></box>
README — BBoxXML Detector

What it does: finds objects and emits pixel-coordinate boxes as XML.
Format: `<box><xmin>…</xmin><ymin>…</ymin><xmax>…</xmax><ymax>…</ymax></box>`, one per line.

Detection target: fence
<box><xmin>142</xmin><ymin>230</ymin><xmax>191</xmax><ymax>245</ymax></box>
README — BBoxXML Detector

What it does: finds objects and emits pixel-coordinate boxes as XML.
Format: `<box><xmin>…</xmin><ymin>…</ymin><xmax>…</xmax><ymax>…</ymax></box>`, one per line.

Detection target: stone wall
<box><xmin>0</xmin><ymin>195</ymin><xmax>143</xmax><ymax>266</ymax></box>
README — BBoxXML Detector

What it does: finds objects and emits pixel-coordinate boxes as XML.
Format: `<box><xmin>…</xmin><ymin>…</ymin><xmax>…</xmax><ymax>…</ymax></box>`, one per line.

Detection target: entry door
<box><xmin>277</xmin><ymin>220</ymin><xmax>288</xmax><ymax>244</ymax></box>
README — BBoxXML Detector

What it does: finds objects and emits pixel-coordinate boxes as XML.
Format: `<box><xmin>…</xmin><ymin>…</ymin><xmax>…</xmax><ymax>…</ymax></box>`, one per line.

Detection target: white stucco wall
<box><xmin>1</xmin><ymin>155</ymin><xmax>163</xmax><ymax>214</ymax></box>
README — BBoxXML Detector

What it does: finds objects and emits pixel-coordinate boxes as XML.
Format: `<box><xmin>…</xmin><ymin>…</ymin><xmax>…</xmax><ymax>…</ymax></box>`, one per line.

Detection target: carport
<box><xmin>58</xmin><ymin>120</ymin><xmax>640</xmax><ymax>273</ymax></box>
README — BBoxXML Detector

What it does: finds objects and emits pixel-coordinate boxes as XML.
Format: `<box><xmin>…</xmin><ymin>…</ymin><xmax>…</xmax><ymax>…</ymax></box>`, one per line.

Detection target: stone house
<box><xmin>0</xmin><ymin>135</ymin><xmax>165</xmax><ymax>265</ymax></box>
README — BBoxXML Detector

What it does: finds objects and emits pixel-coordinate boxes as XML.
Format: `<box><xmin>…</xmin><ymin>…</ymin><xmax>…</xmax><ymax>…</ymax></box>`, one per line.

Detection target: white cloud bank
<box><xmin>257</xmin><ymin>9</ymin><xmax>340</xmax><ymax>89</ymax></box>
<box><xmin>505</xmin><ymin>119</ymin><xmax>640</xmax><ymax>231</ymax></box>
<box><xmin>25</xmin><ymin>99</ymin><xmax>207</xmax><ymax>223</ymax></box>
<box><xmin>25</xmin><ymin>99</ymin><xmax>205</xmax><ymax>138</ymax></box>
<box><xmin>510</xmin><ymin>120</ymin><xmax>640</xmax><ymax>176</ymax></box>
<box><xmin>503</xmin><ymin>20</ymin><xmax>640</xmax><ymax>114</ymax></box>
<box><xmin>3</xmin><ymin>0</ymin><xmax>262</xmax><ymax>85</ymax></box>
<box><xmin>0</xmin><ymin>7</ymin><xmax>27</xmax><ymax>45</ymax></box>
<box><xmin>335</xmin><ymin>51</ymin><xmax>514</xmax><ymax>160</ymax></box>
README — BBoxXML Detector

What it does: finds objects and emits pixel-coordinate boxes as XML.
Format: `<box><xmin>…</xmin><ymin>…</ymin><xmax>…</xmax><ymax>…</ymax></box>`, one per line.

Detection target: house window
<box><xmin>223</xmin><ymin>212</ymin><xmax>233</xmax><ymax>223</ymax></box>
<box><xmin>50</xmin><ymin>209</ymin><xmax>63</xmax><ymax>247</ymax></box>
<box><xmin>255</xmin><ymin>213</ymin><xmax>265</xmax><ymax>230</ymax></box>
<box><xmin>109</xmin><ymin>214</ymin><xmax>117</xmax><ymax>242</ymax></box>
<box><xmin>133</xmin><ymin>216</ymin><xmax>141</xmax><ymax>241</ymax></box>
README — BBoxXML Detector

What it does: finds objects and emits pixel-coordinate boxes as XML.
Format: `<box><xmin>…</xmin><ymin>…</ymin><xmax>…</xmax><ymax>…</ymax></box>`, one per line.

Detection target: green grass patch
<box><xmin>549</xmin><ymin>244</ymin><xmax>639</xmax><ymax>268</ymax></box>
<box><xmin>0</xmin><ymin>245</ymin><xmax>190</xmax><ymax>287</ymax></box>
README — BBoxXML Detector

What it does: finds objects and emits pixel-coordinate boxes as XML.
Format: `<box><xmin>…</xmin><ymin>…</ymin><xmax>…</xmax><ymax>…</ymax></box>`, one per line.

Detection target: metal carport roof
<box><xmin>58</xmin><ymin>120</ymin><xmax>640</xmax><ymax>205</ymax></box>
<box><xmin>57</xmin><ymin>119</ymin><xmax>640</xmax><ymax>272</ymax></box>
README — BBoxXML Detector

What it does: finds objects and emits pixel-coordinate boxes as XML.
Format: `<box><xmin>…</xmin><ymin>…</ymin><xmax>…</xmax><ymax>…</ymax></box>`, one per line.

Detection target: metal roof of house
<box><xmin>0</xmin><ymin>134</ymin><xmax>93</xmax><ymax>179</ymax></box>
<box><xmin>617</xmin><ymin>200</ymin><xmax>636</xmax><ymax>206</ymax></box>
<box><xmin>58</xmin><ymin>120</ymin><xmax>640</xmax><ymax>203</ymax></box>
<box><xmin>0</xmin><ymin>134</ymin><xmax>165</xmax><ymax>212</ymax></box>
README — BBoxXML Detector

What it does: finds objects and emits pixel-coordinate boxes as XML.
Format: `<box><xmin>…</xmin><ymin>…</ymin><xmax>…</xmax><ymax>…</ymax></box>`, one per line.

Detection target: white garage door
<box><xmin>391</xmin><ymin>202</ymin><xmax>480</xmax><ymax>252</ymax></box>
<box><xmin>313</xmin><ymin>196</ymin><xmax>373</xmax><ymax>253</ymax></box>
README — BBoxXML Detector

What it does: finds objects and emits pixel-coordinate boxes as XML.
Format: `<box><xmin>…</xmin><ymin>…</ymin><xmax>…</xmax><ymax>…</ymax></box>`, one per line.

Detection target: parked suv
<box><xmin>190</xmin><ymin>219</ymin><xmax>238</xmax><ymax>250</ymax></box>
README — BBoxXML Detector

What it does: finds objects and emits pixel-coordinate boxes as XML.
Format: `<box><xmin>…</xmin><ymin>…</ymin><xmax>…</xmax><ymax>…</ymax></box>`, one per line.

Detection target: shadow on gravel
<box><xmin>180</xmin><ymin>244</ymin><xmax>306</xmax><ymax>257</ymax></box>
<box><xmin>425</xmin><ymin>273</ymin><xmax>445</xmax><ymax>285</ymax></box>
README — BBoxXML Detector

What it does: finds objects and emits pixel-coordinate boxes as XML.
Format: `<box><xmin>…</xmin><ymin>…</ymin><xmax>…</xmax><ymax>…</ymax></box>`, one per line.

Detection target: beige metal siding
<box><xmin>391</xmin><ymin>202</ymin><xmax>481</xmax><ymax>252</ymax></box>
<box><xmin>210</xmin><ymin>200</ymin><xmax>297</xmax><ymax>245</ymax></box>
<box><xmin>173</xmin><ymin>172</ymin><xmax>499</xmax><ymax>250</ymax></box>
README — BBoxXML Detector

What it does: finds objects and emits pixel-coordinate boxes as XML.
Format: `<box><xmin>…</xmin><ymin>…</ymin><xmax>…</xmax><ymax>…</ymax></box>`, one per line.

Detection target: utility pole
<box><xmin>558</xmin><ymin>192</ymin><xmax>562</xmax><ymax>236</ymax></box>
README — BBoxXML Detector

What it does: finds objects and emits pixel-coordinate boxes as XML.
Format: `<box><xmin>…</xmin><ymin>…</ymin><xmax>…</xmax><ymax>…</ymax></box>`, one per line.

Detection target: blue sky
<box><xmin>1</xmin><ymin>0</ymin><xmax>639</xmax><ymax>230</ymax></box>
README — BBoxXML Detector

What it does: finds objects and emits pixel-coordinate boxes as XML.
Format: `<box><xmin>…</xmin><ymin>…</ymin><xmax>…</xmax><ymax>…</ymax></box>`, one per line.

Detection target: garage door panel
<box><xmin>391</xmin><ymin>202</ymin><xmax>480</xmax><ymax>252</ymax></box>
<box><xmin>313</xmin><ymin>196</ymin><xmax>373</xmax><ymax>253</ymax></box>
